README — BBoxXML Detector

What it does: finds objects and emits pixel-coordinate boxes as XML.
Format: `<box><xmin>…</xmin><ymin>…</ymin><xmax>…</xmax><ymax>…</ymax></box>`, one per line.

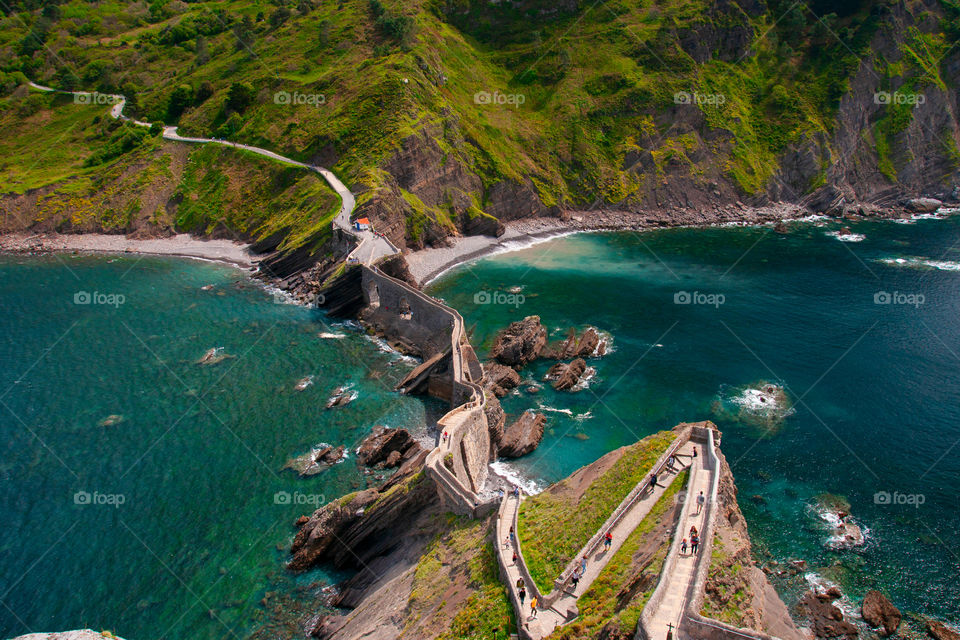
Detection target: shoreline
<box><xmin>0</xmin><ymin>232</ymin><xmax>256</xmax><ymax>269</ymax></box>
<box><xmin>404</xmin><ymin>202</ymin><xmax>887</xmax><ymax>287</ymax></box>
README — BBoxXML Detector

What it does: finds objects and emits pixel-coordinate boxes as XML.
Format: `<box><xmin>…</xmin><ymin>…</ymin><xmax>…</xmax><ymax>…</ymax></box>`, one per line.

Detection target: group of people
<box><xmin>514</xmin><ymin>577</ymin><xmax>539</xmax><ymax>619</ymax></box>
<box><xmin>680</xmin><ymin>525</ymin><xmax>701</xmax><ymax>555</ymax></box>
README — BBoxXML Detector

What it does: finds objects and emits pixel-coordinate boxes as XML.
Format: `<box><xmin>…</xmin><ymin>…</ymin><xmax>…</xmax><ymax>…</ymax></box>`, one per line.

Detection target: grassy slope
<box><xmin>0</xmin><ymin>1</ymin><xmax>949</xmax><ymax>248</ymax></box>
<box><xmin>517</xmin><ymin>430</ymin><xmax>676</xmax><ymax>592</ymax></box>
<box><xmin>405</xmin><ymin>514</ymin><xmax>515</xmax><ymax>640</ymax></box>
<box><xmin>548</xmin><ymin>469</ymin><xmax>689</xmax><ymax>639</ymax></box>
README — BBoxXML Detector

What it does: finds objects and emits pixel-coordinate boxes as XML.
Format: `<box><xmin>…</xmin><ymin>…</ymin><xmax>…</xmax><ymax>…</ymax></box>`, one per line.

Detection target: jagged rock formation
<box><xmin>489</xmin><ymin>316</ymin><xmax>547</xmax><ymax>367</ymax></box>
<box><xmin>545</xmin><ymin>358</ymin><xmax>588</xmax><ymax>391</ymax></box>
<box><xmin>356</xmin><ymin>426</ymin><xmax>420</xmax><ymax>468</ymax></box>
<box><xmin>862</xmin><ymin>590</ymin><xmax>902</xmax><ymax>636</ymax></box>
<box><xmin>543</xmin><ymin>326</ymin><xmax>605</xmax><ymax>359</ymax></box>
<box><xmin>797</xmin><ymin>590</ymin><xmax>859</xmax><ymax>639</ymax></box>
<box><xmin>498</xmin><ymin>410</ymin><xmax>546</xmax><ymax>458</ymax></box>
<box><xmin>928</xmin><ymin>620</ymin><xmax>960</xmax><ymax>640</ymax></box>
<box><xmin>483</xmin><ymin>361</ymin><xmax>522</xmax><ymax>397</ymax></box>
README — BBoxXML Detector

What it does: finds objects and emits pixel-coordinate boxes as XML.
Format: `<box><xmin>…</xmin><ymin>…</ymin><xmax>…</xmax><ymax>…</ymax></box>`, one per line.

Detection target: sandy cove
<box><xmin>0</xmin><ymin>232</ymin><xmax>255</xmax><ymax>269</ymax></box>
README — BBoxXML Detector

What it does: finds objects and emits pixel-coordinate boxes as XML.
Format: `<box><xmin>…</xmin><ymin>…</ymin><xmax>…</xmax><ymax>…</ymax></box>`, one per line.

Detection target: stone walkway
<box><xmin>502</xmin><ymin>440</ymin><xmax>696</xmax><ymax>639</ymax></box>
<box><xmin>644</xmin><ymin>448</ymin><xmax>717</xmax><ymax>640</ymax></box>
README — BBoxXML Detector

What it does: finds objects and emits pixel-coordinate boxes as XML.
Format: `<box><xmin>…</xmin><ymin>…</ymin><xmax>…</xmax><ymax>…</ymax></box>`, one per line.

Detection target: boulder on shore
<box><xmin>483</xmin><ymin>362</ymin><xmax>522</xmax><ymax>397</ymax></box>
<box><xmin>545</xmin><ymin>358</ymin><xmax>588</xmax><ymax>391</ymax></box>
<box><xmin>905</xmin><ymin>197</ymin><xmax>942</xmax><ymax>213</ymax></box>
<box><xmin>356</xmin><ymin>426</ymin><xmax>420</xmax><ymax>467</ymax></box>
<box><xmin>499</xmin><ymin>410</ymin><xmax>546</xmax><ymax>458</ymax></box>
<box><xmin>861</xmin><ymin>590</ymin><xmax>901</xmax><ymax>636</ymax></box>
<box><xmin>489</xmin><ymin>316</ymin><xmax>547</xmax><ymax>367</ymax></box>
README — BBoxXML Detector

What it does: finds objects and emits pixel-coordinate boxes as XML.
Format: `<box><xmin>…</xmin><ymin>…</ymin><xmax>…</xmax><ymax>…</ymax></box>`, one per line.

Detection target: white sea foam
<box><xmin>571</xmin><ymin>366</ymin><xmax>597</xmax><ymax>391</ymax></box>
<box><xmin>879</xmin><ymin>256</ymin><xmax>960</xmax><ymax>271</ymax></box>
<box><xmin>537</xmin><ymin>404</ymin><xmax>594</xmax><ymax>421</ymax></box>
<box><xmin>363</xmin><ymin>334</ymin><xmax>420</xmax><ymax>364</ymax></box>
<box><xmin>319</xmin><ymin>332</ymin><xmax>347</xmax><ymax>339</ymax></box>
<box><xmin>490</xmin><ymin>460</ymin><xmax>544</xmax><ymax>495</ymax></box>
<box><xmin>803</xmin><ymin>572</ymin><xmax>859</xmax><ymax>618</ymax></box>
<box><xmin>825</xmin><ymin>230</ymin><xmax>866</xmax><ymax>242</ymax></box>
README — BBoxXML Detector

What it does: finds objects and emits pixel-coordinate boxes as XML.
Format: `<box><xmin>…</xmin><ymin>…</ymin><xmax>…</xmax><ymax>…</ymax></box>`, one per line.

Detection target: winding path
<box><xmin>27</xmin><ymin>81</ymin><xmax>397</xmax><ymax>265</ymax></box>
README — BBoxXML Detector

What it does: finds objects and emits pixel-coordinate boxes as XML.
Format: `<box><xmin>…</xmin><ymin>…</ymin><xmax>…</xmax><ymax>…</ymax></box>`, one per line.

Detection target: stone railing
<box><xmin>360</xmin><ymin>265</ymin><xmax>490</xmax><ymax>515</ymax></box>
<box><xmin>494</xmin><ymin>493</ymin><xmax>540</xmax><ymax>640</ymax></box>
<box><xmin>636</xmin><ymin>428</ymin><xmax>782</xmax><ymax>640</ymax></box>
<box><xmin>542</xmin><ymin>427</ymin><xmax>692</xmax><ymax>606</ymax></box>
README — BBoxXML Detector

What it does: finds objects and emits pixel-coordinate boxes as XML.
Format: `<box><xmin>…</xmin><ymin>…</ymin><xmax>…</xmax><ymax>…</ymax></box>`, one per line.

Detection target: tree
<box><xmin>225</xmin><ymin>82</ymin><xmax>255</xmax><ymax>113</ymax></box>
<box><xmin>166</xmin><ymin>84</ymin><xmax>194</xmax><ymax>120</ymax></box>
<box><xmin>194</xmin><ymin>81</ymin><xmax>214</xmax><ymax>105</ymax></box>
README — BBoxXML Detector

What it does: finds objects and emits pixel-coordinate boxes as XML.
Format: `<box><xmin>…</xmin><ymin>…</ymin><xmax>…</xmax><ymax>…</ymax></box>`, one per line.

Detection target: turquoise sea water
<box><xmin>0</xmin><ymin>255</ymin><xmax>435</xmax><ymax>639</ymax></box>
<box><xmin>427</xmin><ymin>215</ymin><xmax>960</xmax><ymax>623</ymax></box>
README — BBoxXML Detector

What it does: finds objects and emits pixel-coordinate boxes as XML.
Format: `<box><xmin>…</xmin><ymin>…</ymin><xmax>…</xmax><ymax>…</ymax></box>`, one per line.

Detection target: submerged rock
<box><xmin>325</xmin><ymin>386</ymin><xmax>357</xmax><ymax>409</ymax></box>
<box><xmin>499</xmin><ymin>410</ymin><xmax>546</xmax><ymax>458</ymax></box>
<box><xmin>861</xmin><ymin>590</ymin><xmax>901</xmax><ymax>636</ymax></box>
<box><xmin>544</xmin><ymin>326</ymin><xmax>606</xmax><ymax>359</ymax></box>
<box><xmin>97</xmin><ymin>414</ymin><xmax>125</xmax><ymax>427</ymax></box>
<box><xmin>798</xmin><ymin>590</ymin><xmax>858</xmax><ymax>639</ymax></box>
<box><xmin>928</xmin><ymin>620</ymin><xmax>960</xmax><ymax>640</ymax></box>
<box><xmin>283</xmin><ymin>445</ymin><xmax>346</xmax><ymax>476</ymax></box>
<box><xmin>545</xmin><ymin>358</ymin><xmax>588</xmax><ymax>391</ymax></box>
<box><xmin>294</xmin><ymin>376</ymin><xmax>314</xmax><ymax>392</ymax></box>
<box><xmin>196</xmin><ymin>347</ymin><xmax>234</xmax><ymax>366</ymax></box>
<box><xmin>489</xmin><ymin>316</ymin><xmax>547</xmax><ymax>367</ymax></box>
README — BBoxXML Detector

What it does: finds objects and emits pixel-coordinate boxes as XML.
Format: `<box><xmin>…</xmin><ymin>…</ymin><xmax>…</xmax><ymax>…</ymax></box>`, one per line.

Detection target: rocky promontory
<box><xmin>498</xmin><ymin>410</ymin><xmax>546</xmax><ymax>458</ymax></box>
<box><xmin>488</xmin><ymin>316</ymin><xmax>547</xmax><ymax>367</ymax></box>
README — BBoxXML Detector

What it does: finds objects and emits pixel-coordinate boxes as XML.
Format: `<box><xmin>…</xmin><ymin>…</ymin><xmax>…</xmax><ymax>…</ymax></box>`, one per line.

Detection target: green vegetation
<box><xmin>518</xmin><ymin>430</ymin><xmax>676</xmax><ymax>592</ymax></box>
<box><xmin>701</xmin><ymin>537</ymin><xmax>752</xmax><ymax>625</ymax></box>
<box><xmin>548</xmin><ymin>470</ymin><xmax>689</xmax><ymax>639</ymax></box>
<box><xmin>0</xmin><ymin>0</ymin><xmax>950</xmax><ymax>248</ymax></box>
<box><xmin>407</xmin><ymin>515</ymin><xmax>515</xmax><ymax>640</ymax></box>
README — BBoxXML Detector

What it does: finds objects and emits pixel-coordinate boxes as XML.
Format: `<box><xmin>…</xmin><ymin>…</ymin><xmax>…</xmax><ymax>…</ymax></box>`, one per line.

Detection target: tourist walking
<box><xmin>696</xmin><ymin>491</ymin><xmax>705</xmax><ymax>515</ymax></box>
<box><xmin>649</xmin><ymin>473</ymin><xmax>658</xmax><ymax>491</ymax></box>
<box><xmin>691</xmin><ymin>534</ymin><xmax>699</xmax><ymax>555</ymax></box>
<box><xmin>690</xmin><ymin>525</ymin><xmax>698</xmax><ymax>538</ymax></box>
<box><xmin>680</xmin><ymin>538</ymin><xmax>688</xmax><ymax>554</ymax></box>
<box><xmin>516</xmin><ymin>577</ymin><xmax>524</xmax><ymax>589</ymax></box>
<box><xmin>530</xmin><ymin>595</ymin><xmax>538</xmax><ymax>619</ymax></box>
<box><xmin>581</xmin><ymin>555</ymin><xmax>588</xmax><ymax>573</ymax></box>
<box><xmin>604</xmin><ymin>531</ymin><xmax>613</xmax><ymax>551</ymax></box>
<box><xmin>509</xmin><ymin>525</ymin><xmax>516</xmax><ymax>546</ymax></box>
<box><xmin>513</xmin><ymin>485</ymin><xmax>520</xmax><ymax>499</ymax></box>
<box><xmin>692</xmin><ymin>446</ymin><xmax>697</xmax><ymax>458</ymax></box>
<box><xmin>512</xmin><ymin>550</ymin><xmax>518</xmax><ymax>565</ymax></box>
<box><xmin>571</xmin><ymin>568</ymin><xmax>581</xmax><ymax>590</ymax></box>
<box><xmin>519</xmin><ymin>586</ymin><xmax>526</xmax><ymax>605</ymax></box>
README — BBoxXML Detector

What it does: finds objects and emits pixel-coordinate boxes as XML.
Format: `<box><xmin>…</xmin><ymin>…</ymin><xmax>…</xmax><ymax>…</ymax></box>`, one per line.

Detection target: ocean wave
<box><xmin>825</xmin><ymin>230</ymin><xmax>866</xmax><ymax>242</ymax></box>
<box><xmin>537</xmin><ymin>404</ymin><xmax>594</xmax><ymax>421</ymax></box>
<box><xmin>318</xmin><ymin>332</ymin><xmax>347</xmax><ymax>339</ymax></box>
<box><xmin>571</xmin><ymin>366</ymin><xmax>597</xmax><ymax>391</ymax></box>
<box><xmin>803</xmin><ymin>572</ymin><xmax>859</xmax><ymax>619</ymax></box>
<box><xmin>489</xmin><ymin>460</ymin><xmax>544</xmax><ymax>495</ymax></box>
<box><xmin>593</xmin><ymin>328</ymin><xmax>616</xmax><ymax>355</ymax></box>
<box><xmin>712</xmin><ymin>381</ymin><xmax>795</xmax><ymax>429</ymax></box>
<box><xmin>879</xmin><ymin>256</ymin><xmax>960</xmax><ymax>271</ymax></box>
<box><xmin>363</xmin><ymin>334</ymin><xmax>420</xmax><ymax>364</ymax></box>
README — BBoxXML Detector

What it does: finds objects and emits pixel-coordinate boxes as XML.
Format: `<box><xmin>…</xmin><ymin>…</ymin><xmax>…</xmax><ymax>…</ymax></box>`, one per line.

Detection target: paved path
<box><xmin>27</xmin><ymin>81</ymin><xmax>397</xmax><ymax>266</ymax></box>
<box><xmin>502</xmin><ymin>440</ymin><xmax>695</xmax><ymax>639</ymax></box>
<box><xmin>644</xmin><ymin>447</ymin><xmax>717</xmax><ymax>640</ymax></box>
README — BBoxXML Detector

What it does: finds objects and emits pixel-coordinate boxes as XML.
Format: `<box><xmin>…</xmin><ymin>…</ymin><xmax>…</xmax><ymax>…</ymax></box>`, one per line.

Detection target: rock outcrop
<box><xmin>905</xmin><ymin>197</ymin><xmax>942</xmax><ymax>213</ymax></box>
<box><xmin>356</xmin><ymin>426</ymin><xmax>420</xmax><ymax>468</ymax></box>
<box><xmin>483</xmin><ymin>393</ymin><xmax>506</xmax><ymax>455</ymax></box>
<box><xmin>861</xmin><ymin>591</ymin><xmax>901</xmax><ymax>636</ymax></box>
<box><xmin>483</xmin><ymin>361</ymin><xmax>522</xmax><ymax>397</ymax></box>
<box><xmin>498</xmin><ymin>410</ymin><xmax>546</xmax><ymax>458</ymax></box>
<box><xmin>798</xmin><ymin>590</ymin><xmax>859</xmax><ymax>639</ymax></box>
<box><xmin>928</xmin><ymin>620</ymin><xmax>960</xmax><ymax>640</ymax></box>
<box><xmin>545</xmin><ymin>358</ymin><xmax>588</xmax><ymax>391</ymax></box>
<box><xmin>489</xmin><ymin>316</ymin><xmax>547</xmax><ymax>367</ymax></box>
<box><xmin>544</xmin><ymin>326</ymin><xmax>605</xmax><ymax>359</ymax></box>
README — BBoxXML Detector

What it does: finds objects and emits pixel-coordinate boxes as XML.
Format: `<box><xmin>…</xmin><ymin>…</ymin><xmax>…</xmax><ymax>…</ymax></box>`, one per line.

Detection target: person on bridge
<box><xmin>649</xmin><ymin>473</ymin><xmax>658</xmax><ymax>491</ymax></box>
<box><xmin>571</xmin><ymin>568</ymin><xmax>581</xmax><ymax>590</ymax></box>
<box><xmin>696</xmin><ymin>491</ymin><xmax>705</xmax><ymax>514</ymax></box>
<box><xmin>530</xmin><ymin>596</ymin><xmax>539</xmax><ymax>619</ymax></box>
<box><xmin>512</xmin><ymin>550</ymin><xmax>518</xmax><ymax>565</ymax></box>
<box><xmin>514</xmin><ymin>485</ymin><xmax>521</xmax><ymax>499</ymax></box>
<box><xmin>516</xmin><ymin>577</ymin><xmax>524</xmax><ymax>589</ymax></box>
<box><xmin>518</xmin><ymin>586</ymin><xmax>526</xmax><ymax>606</ymax></box>
<box><xmin>581</xmin><ymin>555</ymin><xmax>588</xmax><ymax>573</ymax></box>
<box><xmin>509</xmin><ymin>526</ymin><xmax>516</xmax><ymax>546</ymax></box>
<box><xmin>604</xmin><ymin>531</ymin><xmax>613</xmax><ymax>551</ymax></box>
<box><xmin>691</xmin><ymin>533</ymin><xmax>700</xmax><ymax>554</ymax></box>
<box><xmin>681</xmin><ymin>538</ymin><xmax>688</xmax><ymax>554</ymax></box>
